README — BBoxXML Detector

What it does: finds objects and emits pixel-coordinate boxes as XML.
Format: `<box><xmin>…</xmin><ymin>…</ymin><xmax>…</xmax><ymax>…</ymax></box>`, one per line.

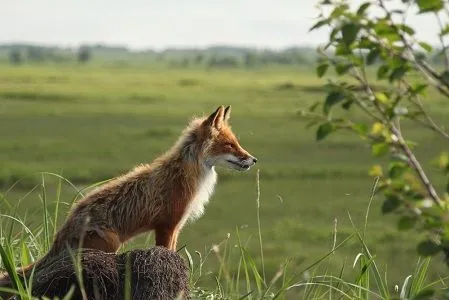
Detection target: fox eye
<box><xmin>224</xmin><ymin>143</ymin><xmax>234</xmax><ymax>149</ymax></box>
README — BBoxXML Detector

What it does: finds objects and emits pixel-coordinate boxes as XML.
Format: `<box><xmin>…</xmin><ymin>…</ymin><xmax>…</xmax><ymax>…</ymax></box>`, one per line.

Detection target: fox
<box><xmin>0</xmin><ymin>105</ymin><xmax>257</xmax><ymax>299</ymax></box>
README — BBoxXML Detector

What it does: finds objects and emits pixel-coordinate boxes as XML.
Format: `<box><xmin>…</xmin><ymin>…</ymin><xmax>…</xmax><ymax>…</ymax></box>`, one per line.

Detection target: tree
<box><xmin>9</xmin><ymin>49</ymin><xmax>22</xmax><ymax>65</ymax></box>
<box><xmin>207</xmin><ymin>55</ymin><xmax>239</xmax><ymax>68</ymax></box>
<box><xmin>244</xmin><ymin>52</ymin><xmax>258</xmax><ymax>68</ymax></box>
<box><xmin>77</xmin><ymin>46</ymin><xmax>91</xmax><ymax>63</ymax></box>
<box><xmin>27</xmin><ymin>46</ymin><xmax>44</xmax><ymax>62</ymax></box>
<box><xmin>194</xmin><ymin>53</ymin><xmax>204</xmax><ymax>65</ymax></box>
<box><xmin>180</xmin><ymin>57</ymin><xmax>190</xmax><ymax>68</ymax></box>
<box><xmin>305</xmin><ymin>0</ymin><xmax>449</xmax><ymax>263</ymax></box>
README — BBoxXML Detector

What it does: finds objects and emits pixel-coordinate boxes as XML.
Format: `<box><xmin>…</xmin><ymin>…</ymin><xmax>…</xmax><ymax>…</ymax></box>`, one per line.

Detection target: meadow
<box><xmin>0</xmin><ymin>64</ymin><xmax>448</xmax><ymax>297</ymax></box>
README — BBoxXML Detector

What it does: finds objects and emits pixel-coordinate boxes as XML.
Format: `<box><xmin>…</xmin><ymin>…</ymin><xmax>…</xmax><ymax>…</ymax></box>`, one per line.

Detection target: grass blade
<box><xmin>255</xmin><ymin>169</ymin><xmax>266</xmax><ymax>283</ymax></box>
<box><xmin>40</xmin><ymin>174</ymin><xmax>50</xmax><ymax>252</ymax></box>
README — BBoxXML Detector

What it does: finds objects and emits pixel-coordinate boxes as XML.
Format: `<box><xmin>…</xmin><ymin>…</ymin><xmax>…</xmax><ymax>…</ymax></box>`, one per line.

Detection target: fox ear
<box><xmin>223</xmin><ymin>105</ymin><xmax>231</xmax><ymax>123</ymax></box>
<box><xmin>204</xmin><ymin>105</ymin><xmax>225</xmax><ymax>130</ymax></box>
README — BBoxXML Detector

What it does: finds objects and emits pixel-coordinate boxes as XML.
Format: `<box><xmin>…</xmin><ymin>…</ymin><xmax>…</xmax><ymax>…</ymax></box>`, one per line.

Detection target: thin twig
<box><xmin>416</xmin><ymin>61</ymin><xmax>449</xmax><ymax>97</ymax></box>
<box><xmin>390</xmin><ymin>126</ymin><xmax>443</xmax><ymax>207</ymax></box>
<box><xmin>400</xmin><ymin>79</ymin><xmax>449</xmax><ymax>140</ymax></box>
<box><xmin>408</xmin><ymin>113</ymin><xmax>449</xmax><ymax>139</ymax></box>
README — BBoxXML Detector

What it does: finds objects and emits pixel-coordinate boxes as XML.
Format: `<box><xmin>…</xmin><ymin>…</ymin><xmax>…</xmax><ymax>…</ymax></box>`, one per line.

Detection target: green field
<box><xmin>0</xmin><ymin>64</ymin><xmax>448</xmax><ymax>293</ymax></box>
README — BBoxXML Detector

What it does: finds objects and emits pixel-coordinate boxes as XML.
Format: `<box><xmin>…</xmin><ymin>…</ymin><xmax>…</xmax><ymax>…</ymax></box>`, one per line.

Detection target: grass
<box><xmin>1</xmin><ymin>174</ymin><xmax>448</xmax><ymax>299</ymax></box>
<box><xmin>0</xmin><ymin>64</ymin><xmax>448</xmax><ymax>297</ymax></box>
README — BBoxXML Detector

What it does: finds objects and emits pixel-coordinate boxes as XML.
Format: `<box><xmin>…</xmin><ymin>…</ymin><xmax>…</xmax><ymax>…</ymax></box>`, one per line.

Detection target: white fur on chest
<box><xmin>181</xmin><ymin>167</ymin><xmax>217</xmax><ymax>226</ymax></box>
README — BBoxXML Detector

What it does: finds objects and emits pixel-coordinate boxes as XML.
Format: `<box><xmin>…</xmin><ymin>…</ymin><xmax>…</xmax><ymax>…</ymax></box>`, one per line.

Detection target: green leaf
<box><xmin>372</xmin><ymin>142</ymin><xmax>389</xmax><ymax>157</ymax></box>
<box><xmin>329</xmin><ymin>27</ymin><xmax>340</xmax><ymax>41</ymax></box>
<box><xmin>397</xmin><ymin>216</ymin><xmax>417</xmax><ymax>231</ymax></box>
<box><xmin>316</xmin><ymin>122</ymin><xmax>334</xmax><ymax>141</ymax></box>
<box><xmin>389</xmin><ymin>66</ymin><xmax>408</xmax><ymax>82</ymax></box>
<box><xmin>330</xmin><ymin>4</ymin><xmax>349</xmax><ymax>18</ymax></box>
<box><xmin>374</xmin><ymin>20</ymin><xmax>394</xmax><ymax>35</ymax></box>
<box><xmin>382</xmin><ymin>194</ymin><xmax>401</xmax><ymax>214</ymax></box>
<box><xmin>369</xmin><ymin>165</ymin><xmax>383</xmax><ymax>177</ymax></box>
<box><xmin>374</xmin><ymin>92</ymin><xmax>389</xmax><ymax>104</ymax></box>
<box><xmin>352</xmin><ymin>123</ymin><xmax>368</xmax><ymax>135</ymax></box>
<box><xmin>399</xmin><ymin>24</ymin><xmax>415</xmax><ymax>35</ymax></box>
<box><xmin>390</xmin><ymin>56</ymin><xmax>406</xmax><ymax>68</ymax></box>
<box><xmin>437</xmin><ymin>152</ymin><xmax>449</xmax><ymax>169</ymax></box>
<box><xmin>357</xmin><ymin>2</ymin><xmax>371</xmax><ymax>15</ymax></box>
<box><xmin>417</xmin><ymin>240</ymin><xmax>441</xmax><ymax>256</ymax></box>
<box><xmin>341</xmin><ymin>100</ymin><xmax>353</xmax><ymax>110</ymax></box>
<box><xmin>392</xmin><ymin>153</ymin><xmax>409</xmax><ymax>163</ymax></box>
<box><xmin>335</xmin><ymin>63</ymin><xmax>352</xmax><ymax>75</ymax></box>
<box><xmin>309</xmin><ymin>19</ymin><xmax>329</xmax><ymax>32</ymax></box>
<box><xmin>388</xmin><ymin>162</ymin><xmax>408</xmax><ymax>179</ymax></box>
<box><xmin>440</xmin><ymin>24</ymin><xmax>449</xmax><ymax>36</ymax></box>
<box><xmin>422</xmin><ymin>217</ymin><xmax>443</xmax><ymax>230</ymax></box>
<box><xmin>377</xmin><ymin>64</ymin><xmax>389</xmax><ymax>79</ymax></box>
<box><xmin>316</xmin><ymin>63</ymin><xmax>329</xmax><ymax>78</ymax></box>
<box><xmin>358</xmin><ymin>36</ymin><xmax>375</xmax><ymax>49</ymax></box>
<box><xmin>418</xmin><ymin>41</ymin><xmax>433</xmax><ymax>52</ymax></box>
<box><xmin>411</xmin><ymin>83</ymin><xmax>428</xmax><ymax>95</ymax></box>
<box><xmin>335</xmin><ymin>44</ymin><xmax>352</xmax><ymax>56</ymax></box>
<box><xmin>366</xmin><ymin>49</ymin><xmax>380</xmax><ymax>65</ymax></box>
<box><xmin>406</xmin><ymin>140</ymin><xmax>418</xmax><ymax>149</ymax></box>
<box><xmin>417</xmin><ymin>0</ymin><xmax>443</xmax><ymax>13</ymax></box>
<box><xmin>374</xmin><ymin>21</ymin><xmax>400</xmax><ymax>41</ymax></box>
<box><xmin>342</xmin><ymin>23</ymin><xmax>360</xmax><ymax>46</ymax></box>
<box><xmin>371</xmin><ymin>122</ymin><xmax>385</xmax><ymax>135</ymax></box>
<box><xmin>324</xmin><ymin>91</ymin><xmax>345</xmax><ymax>114</ymax></box>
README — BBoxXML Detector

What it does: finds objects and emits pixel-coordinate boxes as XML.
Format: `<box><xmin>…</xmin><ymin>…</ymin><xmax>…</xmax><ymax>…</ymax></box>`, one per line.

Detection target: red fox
<box><xmin>0</xmin><ymin>105</ymin><xmax>256</xmax><ymax>298</ymax></box>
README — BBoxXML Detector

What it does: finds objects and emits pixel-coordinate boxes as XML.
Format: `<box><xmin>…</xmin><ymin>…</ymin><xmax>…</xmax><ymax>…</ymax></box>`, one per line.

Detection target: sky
<box><xmin>1</xmin><ymin>0</ymin><xmax>446</xmax><ymax>50</ymax></box>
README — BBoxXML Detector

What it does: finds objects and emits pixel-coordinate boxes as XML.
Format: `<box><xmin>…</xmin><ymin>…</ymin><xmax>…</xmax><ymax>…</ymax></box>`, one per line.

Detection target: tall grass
<box><xmin>1</xmin><ymin>172</ymin><xmax>448</xmax><ymax>299</ymax></box>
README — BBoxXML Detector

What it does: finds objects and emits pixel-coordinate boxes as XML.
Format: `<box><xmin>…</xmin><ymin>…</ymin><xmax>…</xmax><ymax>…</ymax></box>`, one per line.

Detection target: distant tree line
<box><xmin>2</xmin><ymin>44</ymin><xmax>318</xmax><ymax>68</ymax></box>
<box><xmin>6</xmin><ymin>45</ymin><xmax>92</xmax><ymax>65</ymax></box>
<box><xmin>165</xmin><ymin>47</ymin><xmax>318</xmax><ymax>68</ymax></box>
<box><xmin>2</xmin><ymin>43</ymin><xmax>447</xmax><ymax>68</ymax></box>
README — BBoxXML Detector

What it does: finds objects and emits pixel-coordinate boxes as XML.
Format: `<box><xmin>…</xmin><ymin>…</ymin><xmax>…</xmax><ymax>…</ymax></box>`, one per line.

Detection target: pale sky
<box><xmin>1</xmin><ymin>0</ymin><xmax>446</xmax><ymax>50</ymax></box>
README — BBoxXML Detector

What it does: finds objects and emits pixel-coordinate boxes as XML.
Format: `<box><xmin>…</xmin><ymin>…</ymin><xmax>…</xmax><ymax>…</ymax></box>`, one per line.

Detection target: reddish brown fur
<box><xmin>210</xmin><ymin>126</ymin><xmax>253</xmax><ymax>160</ymax></box>
<box><xmin>0</xmin><ymin>105</ymin><xmax>256</xmax><ymax>297</ymax></box>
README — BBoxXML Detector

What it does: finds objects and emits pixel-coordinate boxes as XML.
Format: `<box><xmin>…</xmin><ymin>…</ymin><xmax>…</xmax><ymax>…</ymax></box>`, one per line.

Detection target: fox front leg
<box><xmin>155</xmin><ymin>226</ymin><xmax>177</xmax><ymax>250</ymax></box>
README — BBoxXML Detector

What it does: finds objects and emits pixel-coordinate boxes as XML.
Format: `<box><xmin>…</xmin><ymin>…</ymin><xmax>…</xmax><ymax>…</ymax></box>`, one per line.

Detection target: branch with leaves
<box><xmin>306</xmin><ymin>0</ymin><xmax>449</xmax><ymax>261</ymax></box>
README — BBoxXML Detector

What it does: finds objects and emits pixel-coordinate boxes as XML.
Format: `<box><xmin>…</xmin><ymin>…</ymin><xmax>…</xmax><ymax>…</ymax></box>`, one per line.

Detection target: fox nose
<box><xmin>252</xmin><ymin>157</ymin><xmax>258</xmax><ymax>164</ymax></box>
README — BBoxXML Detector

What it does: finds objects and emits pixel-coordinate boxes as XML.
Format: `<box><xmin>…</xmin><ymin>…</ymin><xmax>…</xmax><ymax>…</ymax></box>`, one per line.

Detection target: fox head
<box><xmin>196</xmin><ymin>105</ymin><xmax>257</xmax><ymax>171</ymax></box>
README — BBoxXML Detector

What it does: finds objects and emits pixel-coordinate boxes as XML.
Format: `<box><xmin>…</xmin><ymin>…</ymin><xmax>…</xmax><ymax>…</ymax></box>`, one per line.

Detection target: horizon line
<box><xmin>0</xmin><ymin>41</ymin><xmax>323</xmax><ymax>52</ymax></box>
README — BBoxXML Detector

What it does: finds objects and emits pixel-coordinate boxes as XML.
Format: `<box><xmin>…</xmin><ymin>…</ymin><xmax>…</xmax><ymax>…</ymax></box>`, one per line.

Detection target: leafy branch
<box><xmin>306</xmin><ymin>0</ymin><xmax>449</xmax><ymax>262</ymax></box>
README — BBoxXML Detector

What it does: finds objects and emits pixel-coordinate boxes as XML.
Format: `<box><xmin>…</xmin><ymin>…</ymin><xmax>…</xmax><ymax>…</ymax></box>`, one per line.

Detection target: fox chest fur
<box><xmin>179</xmin><ymin>166</ymin><xmax>217</xmax><ymax>228</ymax></box>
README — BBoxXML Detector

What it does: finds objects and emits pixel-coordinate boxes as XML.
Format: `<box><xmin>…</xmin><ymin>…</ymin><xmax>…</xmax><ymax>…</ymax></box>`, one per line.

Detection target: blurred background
<box><xmin>1</xmin><ymin>0</ymin><xmax>447</xmax><ymax>290</ymax></box>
